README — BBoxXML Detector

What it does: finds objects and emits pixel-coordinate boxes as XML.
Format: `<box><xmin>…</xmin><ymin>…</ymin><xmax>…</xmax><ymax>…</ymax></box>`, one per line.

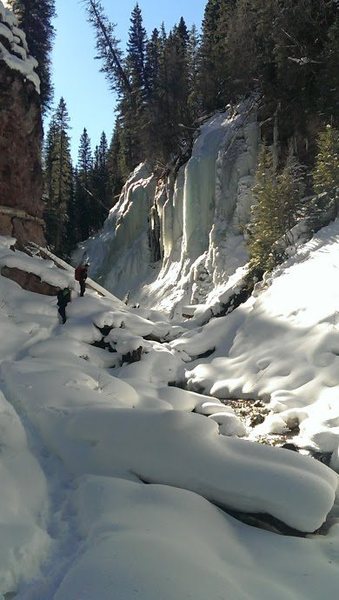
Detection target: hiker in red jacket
<box><xmin>75</xmin><ymin>262</ymin><xmax>89</xmax><ymax>297</ymax></box>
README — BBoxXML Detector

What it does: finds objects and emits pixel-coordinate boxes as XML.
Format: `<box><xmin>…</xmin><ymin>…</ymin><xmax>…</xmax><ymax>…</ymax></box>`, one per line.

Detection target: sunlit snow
<box><xmin>1</xmin><ymin>223</ymin><xmax>339</xmax><ymax>598</ymax></box>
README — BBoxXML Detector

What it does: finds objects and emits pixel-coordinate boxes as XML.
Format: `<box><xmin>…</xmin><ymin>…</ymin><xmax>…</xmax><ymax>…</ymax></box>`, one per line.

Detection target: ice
<box><xmin>74</xmin><ymin>98</ymin><xmax>259</xmax><ymax>315</ymax></box>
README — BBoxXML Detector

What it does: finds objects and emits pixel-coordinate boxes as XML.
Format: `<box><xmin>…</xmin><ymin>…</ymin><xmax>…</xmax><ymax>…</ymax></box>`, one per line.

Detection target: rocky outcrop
<box><xmin>0</xmin><ymin>1</ymin><xmax>45</xmax><ymax>246</ymax></box>
<box><xmin>1</xmin><ymin>265</ymin><xmax>58</xmax><ymax>295</ymax></box>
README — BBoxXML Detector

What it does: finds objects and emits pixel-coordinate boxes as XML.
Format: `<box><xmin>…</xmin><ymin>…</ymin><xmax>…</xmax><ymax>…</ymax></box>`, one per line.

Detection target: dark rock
<box><xmin>250</xmin><ymin>413</ymin><xmax>265</xmax><ymax>427</ymax></box>
<box><xmin>311</xmin><ymin>451</ymin><xmax>332</xmax><ymax>466</ymax></box>
<box><xmin>122</xmin><ymin>346</ymin><xmax>143</xmax><ymax>364</ymax></box>
<box><xmin>95</xmin><ymin>324</ymin><xmax>113</xmax><ymax>337</ymax></box>
<box><xmin>1</xmin><ymin>265</ymin><xmax>57</xmax><ymax>295</ymax></box>
<box><xmin>191</xmin><ymin>347</ymin><xmax>216</xmax><ymax>360</ymax></box>
<box><xmin>281</xmin><ymin>443</ymin><xmax>299</xmax><ymax>452</ymax></box>
<box><xmin>91</xmin><ymin>338</ymin><xmax>116</xmax><ymax>353</ymax></box>
<box><xmin>224</xmin><ymin>506</ymin><xmax>306</xmax><ymax>537</ymax></box>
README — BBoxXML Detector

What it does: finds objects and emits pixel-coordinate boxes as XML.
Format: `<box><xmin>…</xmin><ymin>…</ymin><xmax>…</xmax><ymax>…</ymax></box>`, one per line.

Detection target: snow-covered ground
<box><xmin>2</xmin><ymin>223</ymin><xmax>339</xmax><ymax>599</ymax></box>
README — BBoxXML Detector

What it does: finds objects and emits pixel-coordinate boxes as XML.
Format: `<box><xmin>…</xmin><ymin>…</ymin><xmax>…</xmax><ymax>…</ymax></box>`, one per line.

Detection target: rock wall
<box><xmin>0</xmin><ymin>1</ymin><xmax>45</xmax><ymax>246</ymax></box>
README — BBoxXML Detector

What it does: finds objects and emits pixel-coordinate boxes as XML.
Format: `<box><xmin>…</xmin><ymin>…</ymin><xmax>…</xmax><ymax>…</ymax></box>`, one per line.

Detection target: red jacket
<box><xmin>75</xmin><ymin>265</ymin><xmax>88</xmax><ymax>282</ymax></box>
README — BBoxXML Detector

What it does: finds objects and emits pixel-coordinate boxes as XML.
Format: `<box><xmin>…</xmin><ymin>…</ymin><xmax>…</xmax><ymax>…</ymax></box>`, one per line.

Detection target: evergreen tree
<box><xmin>145</xmin><ymin>27</ymin><xmax>161</xmax><ymax>100</ymax></box>
<box><xmin>75</xmin><ymin>128</ymin><xmax>93</xmax><ymax>240</ymax></box>
<box><xmin>225</xmin><ymin>0</ymin><xmax>261</xmax><ymax>100</ymax></box>
<box><xmin>65</xmin><ymin>166</ymin><xmax>77</xmax><ymax>253</ymax></box>
<box><xmin>126</xmin><ymin>3</ymin><xmax>148</xmax><ymax>94</ymax></box>
<box><xmin>248</xmin><ymin>144</ymin><xmax>306</xmax><ymax>273</ymax></box>
<box><xmin>91</xmin><ymin>131</ymin><xmax>112</xmax><ymax>230</ymax></box>
<box><xmin>85</xmin><ymin>0</ymin><xmax>130</xmax><ymax>96</ymax></box>
<box><xmin>107</xmin><ymin>122</ymin><xmax>124</xmax><ymax>199</ymax></box>
<box><xmin>313</xmin><ymin>125</ymin><xmax>339</xmax><ymax>201</ymax></box>
<box><xmin>144</xmin><ymin>23</ymin><xmax>173</xmax><ymax>166</ymax></box>
<box><xmin>248</xmin><ymin>146</ymin><xmax>281</xmax><ymax>273</ymax></box>
<box><xmin>43</xmin><ymin>97</ymin><xmax>73</xmax><ymax>255</ymax></box>
<box><xmin>197</xmin><ymin>0</ymin><xmax>236</xmax><ymax>112</ymax></box>
<box><xmin>143</xmin><ymin>27</ymin><xmax>163</xmax><ymax>163</ymax></box>
<box><xmin>277</xmin><ymin>148</ymin><xmax>306</xmax><ymax>233</ymax></box>
<box><xmin>163</xmin><ymin>18</ymin><xmax>191</xmax><ymax>157</ymax></box>
<box><xmin>145</xmin><ymin>18</ymin><xmax>194</xmax><ymax>166</ymax></box>
<box><xmin>319</xmin><ymin>16</ymin><xmax>339</xmax><ymax>122</ymax></box>
<box><xmin>120</xmin><ymin>2</ymin><xmax>149</xmax><ymax>168</ymax></box>
<box><xmin>8</xmin><ymin>0</ymin><xmax>56</xmax><ymax>113</ymax></box>
<box><xmin>187</xmin><ymin>25</ymin><xmax>200</xmax><ymax>121</ymax></box>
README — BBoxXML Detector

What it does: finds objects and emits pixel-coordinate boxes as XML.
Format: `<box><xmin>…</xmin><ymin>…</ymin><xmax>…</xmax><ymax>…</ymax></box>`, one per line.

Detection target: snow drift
<box><xmin>1</xmin><ymin>233</ymin><xmax>339</xmax><ymax>598</ymax></box>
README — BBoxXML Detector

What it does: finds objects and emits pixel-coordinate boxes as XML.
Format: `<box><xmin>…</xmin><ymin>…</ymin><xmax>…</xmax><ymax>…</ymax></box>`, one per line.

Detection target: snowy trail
<box><xmin>0</xmin><ymin>292</ymin><xmax>85</xmax><ymax>598</ymax></box>
<box><xmin>0</xmin><ymin>394</ymin><xmax>82</xmax><ymax>600</ymax></box>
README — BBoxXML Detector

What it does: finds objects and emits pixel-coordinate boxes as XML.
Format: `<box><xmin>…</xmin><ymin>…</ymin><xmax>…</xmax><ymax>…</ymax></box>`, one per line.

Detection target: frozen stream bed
<box><xmin>1</xmin><ymin>231</ymin><xmax>339</xmax><ymax>599</ymax></box>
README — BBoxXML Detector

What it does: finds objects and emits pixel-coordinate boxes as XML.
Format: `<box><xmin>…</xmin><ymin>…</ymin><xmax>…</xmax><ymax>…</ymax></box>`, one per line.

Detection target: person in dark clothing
<box><xmin>75</xmin><ymin>263</ymin><xmax>89</xmax><ymax>297</ymax></box>
<box><xmin>57</xmin><ymin>287</ymin><xmax>71</xmax><ymax>324</ymax></box>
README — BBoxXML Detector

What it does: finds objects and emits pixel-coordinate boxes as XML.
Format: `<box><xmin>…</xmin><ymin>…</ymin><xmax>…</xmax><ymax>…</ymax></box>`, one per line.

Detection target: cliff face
<box><xmin>0</xmin><ymin>1</ymin><xmax>45</xmax><ymax>246</ymax></box>
<box><xmin>76</xmin><ymin>98</ymin><xmax>260</xmax><ymax>316</ymax></box>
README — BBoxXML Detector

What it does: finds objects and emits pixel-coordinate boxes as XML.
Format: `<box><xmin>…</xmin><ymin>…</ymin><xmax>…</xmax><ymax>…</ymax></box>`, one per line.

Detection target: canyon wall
<box><xmin>0</xmin><ymin>1</ymin><xmax>45</xmax><ymax>246</ymax></box>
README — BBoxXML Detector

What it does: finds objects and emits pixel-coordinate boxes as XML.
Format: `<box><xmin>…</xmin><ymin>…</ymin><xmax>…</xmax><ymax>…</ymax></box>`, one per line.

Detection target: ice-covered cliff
<box><xmin>77</xmin><ymin>97</ymin><xmax>260</xmax><ymax>316</ymax></box>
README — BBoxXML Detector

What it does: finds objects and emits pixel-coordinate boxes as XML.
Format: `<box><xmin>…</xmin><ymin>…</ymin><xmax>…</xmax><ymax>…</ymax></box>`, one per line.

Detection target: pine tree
<box><xmin>85</xmin><ymin>0</ymin><xmax>129</xmax><ymax>96</ymax></box>
<box><xmin>248</xmin><ymin>144</ymin><xmax>306</xmax><ymax>273</ymax></box>
<box><xmin>65</xmin><ymin>166</ymin><xmax>77</xmax><ymax>253</ymax></box>
<box><xmin>319</xmin><ymin>17</ymin><xmax>339</xmax><ymax>120</ymax></box>
<box><xmin>277</xmin><ymin>149</ymin><xmax>306</xmax><ymax>232</ymax></box>
<box><xmin>144</xmin><ymin>23</ymin><xmax>173</xmax><ymax>165</ymax></box>
<box><xmin>43</xmin><ymin>97</ymin><xmax>73</xmax><ymax>255</ymax></box>
<box><xmin>8</xmin><ymin>0</ymin><xmax>56</xmax><ymax>113</ymax></box>
<box><xmin>197</xmin><ymin>0</ymin><xmax>236</xmax><ymax>112</ymax></box>
<box><xmin>225</xmin><ymin>0</ymin><xmax>262</xmax><ymax>100</ymax></box>
<box><xmin>163</xmin><ymin>19</ymin><xmax>191</xmax><ymax>156</ymax></box>
<box><xmin>187</xmin><ymin>25</ymin><xmax>200</xmax><ymax>121</ymax></box>
<box><xmin>313</xmin><ymin>125</ymin><xmax>339</xmax><ymax>201</ymax></box>
<box><xmin>120</xmin><ymin>3</ymin><xmax>149</xmax><ymax>168</ymax></box>
<box><xmin>145</xmin><ymin>18</ymin><xmax>194</xmax><ymax>166</ymax></box>
<box><xmin>91</xmin><ymin>131</ymin><xmax>112</xmax><ymax>230</ymax></box>
<box><xmin>75</xmin><ymin>128</ymin><xmax>93</xmax><ymax>240</ymax></box>
<box><xmin>126</xmin><ymin>3</ymin><xmax>148</xmax><ymax>94</ymax></box>
<box><xmin>248</xmin><ymin>145</ymin><xmax>281</xmax><ymax>273</ymax></box>
<box><xmin>145</xmin><ymin>27</ymin><xmax>161</xmax><ymax>100</ymax></box>
<box><xmin>143</xmin><ymin>27</ymin><xmax>163</xmax><ymax>163</ymax></box>
<box><xmin>107</xmin><ymin>122</ymin><xmax>124</xmax><ymax>199</ymax></box>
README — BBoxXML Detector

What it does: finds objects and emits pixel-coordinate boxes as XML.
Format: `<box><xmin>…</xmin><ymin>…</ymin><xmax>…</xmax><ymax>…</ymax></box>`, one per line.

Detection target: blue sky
<box><xmin>49</xmin><ymin>0</ymin><xmax>207</xmax><ymax>163</ymax></box>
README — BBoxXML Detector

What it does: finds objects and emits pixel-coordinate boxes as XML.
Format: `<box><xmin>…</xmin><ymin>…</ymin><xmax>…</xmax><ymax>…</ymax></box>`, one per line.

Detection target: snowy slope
<box><xmin>183</xmin><ymin>220</ymin><xmax>339</xmax><ymax>458</ymax></box>
<box><xmin>1</xmin><ymin>232</ymin><xmax>339</xmax><ymax>598</ymax></box>
<box><xmin>76</xmin><ymin>98</ymin><xmax>259</xmax><ymax>316</ymax></box>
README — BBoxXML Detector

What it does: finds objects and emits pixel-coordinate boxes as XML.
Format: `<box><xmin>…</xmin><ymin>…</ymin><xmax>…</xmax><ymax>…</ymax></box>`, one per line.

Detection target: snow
<box><xmin>2</xmin><ymin>222</ymin><xmax>339</xmax><ymax>597</ymax></box>
<box><xmin>0</xmin><ymin>390</ymin><xmax>51</xmax><ymax>593</ymax></box>
<box><xmin>184</xmin><ymin>220</ymin><xmax>339</xmax><ymax>460</ymax></box>
<box><xmin>0</xmin><ymin>0</ymin><xmax>40</xmax><ymax>93</ymax></box>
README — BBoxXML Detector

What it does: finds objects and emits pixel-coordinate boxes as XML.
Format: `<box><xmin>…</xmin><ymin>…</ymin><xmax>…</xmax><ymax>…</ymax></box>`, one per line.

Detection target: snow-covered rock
<box><xmin>0</xmin><ymin>0</ymin><xmax>40</xmax><ymax>92</ymax></box>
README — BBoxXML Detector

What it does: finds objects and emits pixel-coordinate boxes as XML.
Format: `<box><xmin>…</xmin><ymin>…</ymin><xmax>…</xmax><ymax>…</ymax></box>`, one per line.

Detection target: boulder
<box><xmin>1</xmin><ymin>265</ymin><xmax>58</xmax><ymax>295</ymax></box>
